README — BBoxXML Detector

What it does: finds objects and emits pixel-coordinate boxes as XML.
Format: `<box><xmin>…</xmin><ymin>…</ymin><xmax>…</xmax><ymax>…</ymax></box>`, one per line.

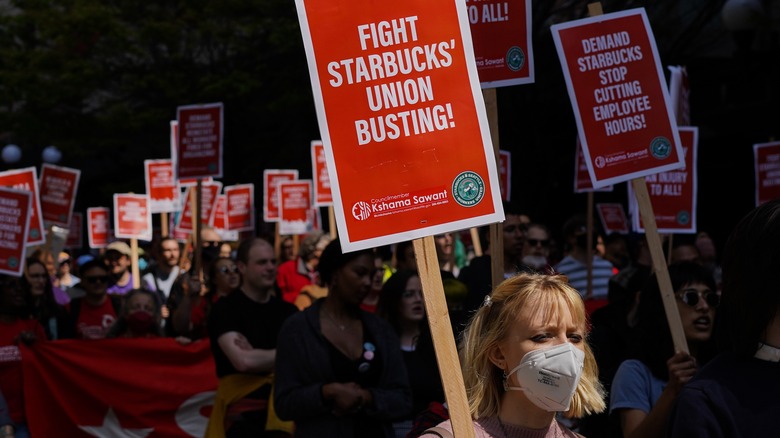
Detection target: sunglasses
<box><xmin>527</xmin><ymin>239</ymin><xmax>549</xmax><ymax>247</ymax></box>
<box><xmin>203</xmin><ymin>241</ymin><xmax>221</xmax><ymax>248</ymax></box>
<box><xmin>85</xmin><ymin>275</ymin><xmax>110</xmax><ymax>284</ymax></box>
<box><xmin>218</xmin><ymin>265</ymin><xmax>239</xmax><ymax>274</ymax></box>
<box><xmin>676</xmin><ymin>288</ymin><xmax>719</xmax><ymax>308</ymax></box>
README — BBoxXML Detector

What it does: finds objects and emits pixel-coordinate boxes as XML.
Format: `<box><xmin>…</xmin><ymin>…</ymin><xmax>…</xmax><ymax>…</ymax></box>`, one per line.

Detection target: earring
<box><xmin>502</xmin><ymin>370</ymin><xmax>510</xmax><ymax>392</ymax></box>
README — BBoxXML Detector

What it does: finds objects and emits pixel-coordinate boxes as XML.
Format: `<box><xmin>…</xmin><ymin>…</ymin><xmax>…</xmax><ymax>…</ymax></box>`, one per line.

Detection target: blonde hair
<box><xmin>460</xmin><ymin>272</ymin><xmax>606</xmax><ymax>419</ymax></box>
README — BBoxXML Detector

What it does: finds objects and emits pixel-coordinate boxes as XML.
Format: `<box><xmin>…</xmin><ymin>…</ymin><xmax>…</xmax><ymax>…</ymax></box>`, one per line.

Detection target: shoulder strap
<box><xmin>422</xmin><ymin>426</ymin><xmax>455</xmax><ymax>438</ymax></box>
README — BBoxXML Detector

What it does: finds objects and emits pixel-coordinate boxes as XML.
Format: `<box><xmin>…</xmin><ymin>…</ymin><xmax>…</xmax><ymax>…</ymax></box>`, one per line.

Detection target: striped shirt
<box><xmin>554</xmin><ymin>255</ymin><xmax>615</xmax><ymax>299</ymax></box>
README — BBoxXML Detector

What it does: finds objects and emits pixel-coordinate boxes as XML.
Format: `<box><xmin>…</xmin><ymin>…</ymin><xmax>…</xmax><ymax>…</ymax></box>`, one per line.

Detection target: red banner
<box><xmin>22</xmin><ymin>338</ymin><xmax>217</xmax><ymax>437</ymax></box>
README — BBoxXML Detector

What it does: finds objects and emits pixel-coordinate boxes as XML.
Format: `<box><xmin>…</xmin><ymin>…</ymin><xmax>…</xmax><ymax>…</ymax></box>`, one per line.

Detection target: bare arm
<box><xmin>217</xmin><ymin>331</ymin><xmax>276</xmax><ymax>373</ymax></box>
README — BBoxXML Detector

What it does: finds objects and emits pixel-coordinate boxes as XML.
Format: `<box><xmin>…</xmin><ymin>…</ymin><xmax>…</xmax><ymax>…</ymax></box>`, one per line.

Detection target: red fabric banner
<box><xmin>21</xmin><ymin>338</ymin><xmax>217</xmax><ymax>437</ymax></box>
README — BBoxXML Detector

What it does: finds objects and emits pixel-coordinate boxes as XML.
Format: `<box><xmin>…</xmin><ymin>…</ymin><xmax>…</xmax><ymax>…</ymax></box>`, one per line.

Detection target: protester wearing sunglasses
<box><xmin>609</xmin><ymin>261</ymin><xmax>718</xmax><ymax>438</ymax></box>
<box><xmin>519</xmin><ymin>222</ymin><xmax>553</xmax><ymax>273</ymax></box>
<box><xmin>68</xmin><ymin>259</ymin><xmax>122</xmax><ymax>339</ymax></box>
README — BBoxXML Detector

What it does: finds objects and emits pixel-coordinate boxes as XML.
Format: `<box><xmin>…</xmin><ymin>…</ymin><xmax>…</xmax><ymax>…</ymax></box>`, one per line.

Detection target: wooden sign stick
<box><xmin>328</xmin><ymin>205</ymin><xmax>337</xmax><ymax>240</ymax></box>
<box><xmin>130</xmin><ymin>237</ymin><xmax>141</xmax><ymax>288</ymax></box>
<box><xmin>586</xmin><ymin>191</ymin><xmax>594</xmax><ymax>299</ymax></box>
<box><xmin>483</xmin><ymin>87</ymin><xmax>505</xmax><ymax>287</ymax></box>
<box><xmin>414</xmin><ymin>236</ymin><xmax>475</xmax><ymax>438</ymax></box>
<box><xmin>161</xmin><ymin>212</ymin><xmax>169</xmax><ymax>237</ymax></box>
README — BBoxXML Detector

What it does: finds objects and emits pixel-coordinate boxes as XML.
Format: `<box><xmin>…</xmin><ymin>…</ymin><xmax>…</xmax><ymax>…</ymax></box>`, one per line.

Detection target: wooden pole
<box><xmin>161</xmin><ymin>212</ymin><xmax>169</xmax><ymax>237</ymax></box>
<box><xmin>414</xmin><ymin>237</ymin><xmax>475</xmax><ymax>438</ymax></box>
<box><xmin>328</xmin><ymin>205</ymin><xmax>337</xmax><ymax>240</ymax></box>
<box><xmin>586</xmin><ymin>191</ymin><xmax>594</xmax><ymax>299</ymax></box>
<box><xmin>130</xmin><ymin>238</ymin><xmax>140</xmax><ymax>288</ymax></box>
<box><xmin>483</xmin><ymin>87</ymin><xmax>504</xmax><ymax>287</ymax></box>
<box><xmin>191</xmin><ymin>180</ymin><xmax>202</xmax><ymax>278</ymax></box>
<box><xmin>469</xmin><ymin>228</ymin><xmax>483</xmax><ymax>257</ymax></box>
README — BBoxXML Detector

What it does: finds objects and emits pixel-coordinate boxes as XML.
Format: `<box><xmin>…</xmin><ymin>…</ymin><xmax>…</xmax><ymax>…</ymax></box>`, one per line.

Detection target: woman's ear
<box><xmin>487</xmin><ymin>342</ymin><xmax>506</xmax><ymax>371</ymax></box>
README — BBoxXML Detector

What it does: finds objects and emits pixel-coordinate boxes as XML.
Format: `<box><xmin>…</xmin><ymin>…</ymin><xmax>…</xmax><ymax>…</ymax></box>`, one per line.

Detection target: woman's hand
<box><xmin>322</xmin><ymin>382</ymin><xmax>365</xmax><ymax>416</ymax></box>
<box><xmin>666</xmin><ymin>352</ymin><xmax>697</xmax><ymax>394</ymax></box>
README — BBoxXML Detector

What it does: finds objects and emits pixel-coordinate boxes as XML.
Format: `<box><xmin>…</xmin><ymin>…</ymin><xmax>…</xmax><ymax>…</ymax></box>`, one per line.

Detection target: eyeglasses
<box><xmin>85</xmin><ymin>275</ymin><xmax>110</xmax><ymax>284</ymax></box>
<box><xmin>203</xmin><ymin>241</ymin><xmax>221</xmax><ymax>248</ymax></box>
<box><xmin>218</xmin><ymin>265</ymin><xmax>239</xmax><ymax>274</ymax></box>
<box><xmin>527</xmin><ymin>239</ymin><xmax>549</xmax><ymax>247</ymax></box>
<box><xmin>676</xmin><ymin>288</ymin><xmax>720</xmax><ymax>308</ymax></box>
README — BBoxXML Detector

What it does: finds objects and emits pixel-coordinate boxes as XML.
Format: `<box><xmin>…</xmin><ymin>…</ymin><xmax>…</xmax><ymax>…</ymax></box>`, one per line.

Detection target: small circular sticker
<box><xmin>650</xmin><ymin>136</ymin><xmax>672</xmax><ymax>159</ymax></box>
<box><xmin>506</xmin><ymin>46</ymin><xmax>525</xmax><ymax>72</ymax></box>
<box><xmin>452</xmin><ymin>171</ymin><xmax>485</xmax><ymax>207</ymax></box>
<box><xmin>8</xmin><ymin>257</ymin><xmax>18</xmax><ymax>268</ymax></box>
<box><xmin>677</xmin><ymin>210</ymin><xmax>690</xmax><ymax>225</ymax></box>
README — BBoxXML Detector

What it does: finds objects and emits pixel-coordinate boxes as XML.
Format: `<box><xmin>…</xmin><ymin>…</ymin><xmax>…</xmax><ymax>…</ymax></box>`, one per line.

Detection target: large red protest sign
<box><xmin>224</xmin><ymin>184</ymin><xmax>255</xmax><ymax>232</ymax></box>
<box><xmin>296</xmin><ymin>0</ymin><xmax>504</xmax><ymax>251</ymax></box>
<box><xmin>552</xmin><ymin>8</ymin><xmax>684</xmax><ymax>189</ymax></box>
<box><xmin>263</xmin><ymin>169</ymin><xmax>298</xmax><ymax>222</ymax></box>
<box><xmin>22</xmin><ymin>338</ymin><xmax>217</xmax><ymax>438</ymax></box>
<box><xmin>174</xmin><ymin>102</ymin><xmax>223</xmax><ymax>180</ymax></box>
<box><xmin>754</xmin><ymin>141</ymin><xmax>780</xmax><ymax>207</ymax></box>
<box><xmin>0</xmin><ymin>187</ymin><xmax>31</xmax><ymax>276</ymax></box>
<box><xmin>176</xmin><ymin>181</ymin><xmax>222</xmax><ymax>233</ymax></box>
<box><xmin>466</xmin><ymin>0</ymin><xmax>533</xmax><ymax>87</ymax></box>
<box><xmin>278</xmin><ymin>180</ymin><xmax>314</xmax><ymax>235</ymax></box>
<box><xmin>596</xmin><ymin>202</ymin><xmax>629</xmax><ymax>235</ymax></box>
<box><xmin>311</xmin><ymin>141</ymin><xmax>333</xmax><ymax>206</ymax></box>
<box><xmin>145</xmin><ymin>159</ymin><xmax>179</xmax><ymax>213</ymax></box>
<box><xmin>113</xmin><ymin>194</ymin><xmax>153</xmax><ymax>241</ymax></box>
<box><xmin>629</xmin><ymin>127</ymin><xmax>698</xmax><ymax>233</ymax></box>
<box><xmin>38</xmin><ymin>164</ymin><xmax>80</xmax><ymax>228</ymax></box>
<box><xmin>87</xmin><ymin>207</ymin><xmax>111</xmax><ymax>248</ymax></box>
<box><xmin>66</xmin><ymin>212</ymin><xmax>83</xmax><ymax>249</ymax></box>
<box><xmin>0</xmin><ymin>167</ymin><xmax>45</xmax><ymax>246</ymax></box>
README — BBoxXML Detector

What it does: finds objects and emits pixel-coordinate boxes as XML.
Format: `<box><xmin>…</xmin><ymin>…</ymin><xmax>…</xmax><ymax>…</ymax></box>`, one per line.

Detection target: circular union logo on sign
<box><xmin>649</xmin><ymin>136</ymin><xmax>672</xmax><ymax>159</ymax></box>
<box><xmin>352</xmin><ymin>201</ymin><xmax>372</xmax><ymax>221</ymax></box>
<box><xmin>452</xmin><ymin>171</ymin><xmax>485</xmax><ymax>207</ymax></box>
<box><xmin>506</xmin><ymin>46</ymin><xmax>525</xmax><ymax>72</ymax></box>
<box><xmin>677</xmin><ymin>210</ymin><xmax>690</xmax><ymax>225</ymax></box>
<box><xmin>8</xmin><ymin>257</ymin><xmax>18</xmax><ymax>268</ymax></box>
<box><xmin>594</xmin><ymin>156</ymin><xmax>606</xmax><ymax>169</ymax></box>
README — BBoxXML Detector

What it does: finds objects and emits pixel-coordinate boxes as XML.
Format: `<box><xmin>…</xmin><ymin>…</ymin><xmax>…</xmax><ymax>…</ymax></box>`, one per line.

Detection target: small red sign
<box><xmin>0</xmin><ymin>167</ymin><xmax>45</xmax><ymax>246</ymax></box>
<box><xmin>0</xmin><ymin>187</ymin><xmax>31</xmax><ymax>276</ymax></box>
<box><xmin>145</xmin><ymin>159</ymin><xmax>179</xmax><ymax>213</ymax></box>
<box><xmin>225</xmin><ymin>184</ymin><xmax>255</xmax><ymax>232</ymax></box>
<box><xmin>65</xmin><ymin>212</ymin><xmax>83</xmax><ymax>249</ymax></box>
<box><xmin>596</xmin><ymin>203</ymin><xmax>629</xmax><ymax>234</ymax></box>
<box><xmin>176</xmin><ymin>182</ymin><xmax>222</xmax><ymax>233</ymax></box>
<box><xmin>113</xmin><ymin>194</ymin><xmax>153</xmax><ymax>241</ymax></box>
<box><xmin>87</xmin><ymin>207</ymin><xmax>111</xmax><ymax>249</ymax></box>
<box><xmin>498</xmin><ymin>149</ymin><xmax>511</xmax><ymax>201</ymax></box>
<box><xmin>278</xmin><ymin>180</ymin><xmax>314</xmax><ymax>235</ymax></box>
<box><xmin>39</xmin><ymin>164</ymin><xmax>80</xmax><ymax>228</ymax></box>
<box><xmin>263</xmin><ymin>169</ymin><xmax>298</xmax><ymax>222</ymax></box>
<box><xmin>175</xmin><ymin>102</ymin><xmax>223</xmax><ymax>179</ymax></box>
<box><xmin>311</xmin><ymin>141</ymin><xmax>333</xmax><ymax>206</ymax></box>
<box><xmin>753</xmin><ymin>141</ymin><xmax>780</xmax><ymax>207</ymax></box>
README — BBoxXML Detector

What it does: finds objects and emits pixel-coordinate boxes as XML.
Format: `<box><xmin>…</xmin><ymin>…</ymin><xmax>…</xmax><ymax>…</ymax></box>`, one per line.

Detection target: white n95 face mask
<box><xmin>504</xmin><ymin>342</ymin><xmax>585</xmax><ymax>412</ymax></box>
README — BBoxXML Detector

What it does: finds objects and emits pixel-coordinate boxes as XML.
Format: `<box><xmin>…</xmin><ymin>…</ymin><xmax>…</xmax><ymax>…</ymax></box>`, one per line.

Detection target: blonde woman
<box><xmin>421</xmin><ymin>273</ymin><xmax>606</xmax><ymax>437</ymax></box>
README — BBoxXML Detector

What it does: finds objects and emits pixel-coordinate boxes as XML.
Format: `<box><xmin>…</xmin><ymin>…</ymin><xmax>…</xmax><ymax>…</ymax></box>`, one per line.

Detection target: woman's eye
<box><xmin>531</xmin><ymin>335</ymin><xmax>549</xmax><ymax>343</ymax></box>
<box><xmin>568</xmin><ymin>334</ymin><xmax>583</xmax><ymax>343</ymax></box>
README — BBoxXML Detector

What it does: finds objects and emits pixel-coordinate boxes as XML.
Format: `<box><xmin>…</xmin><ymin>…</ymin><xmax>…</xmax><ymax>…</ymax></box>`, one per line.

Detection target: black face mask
<box><xmin>201</xmin><ymin>246</ymin><xmax>220</xmax><ymax>264</ymax></box>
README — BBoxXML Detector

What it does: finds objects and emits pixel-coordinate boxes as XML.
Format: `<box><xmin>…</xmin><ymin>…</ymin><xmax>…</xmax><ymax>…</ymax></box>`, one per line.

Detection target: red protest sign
<box><xmin>278</xmin><ymin>180</ymin><xmax>314</xmax><ymax>235</ymax></box>
<box><xmin>174</xmin><ymin>102</ymin><xmax>223</xmax><ymax>179</ymax></box>
<box><xmin>630</xmin><ymin>127</ymin><xmax>698</xmax><ymax>234</ymax></box>
<box><xmin>0</xmin><ymin>167</ymin><xmax>45</xmax><ymax>246</ymax></box>
<box><xmin>39</xmin><ymin>164</ymin><xmax>80</xmax><ymax>228</ymax></box>
<box><xmin>175</xmin><ymin>182</ymin><xmax>222</xmax><ymax>233</ymax></box>
<box><xmin>467</xmin><ymin>0</ymin><xmax>533</xmax><ymax>87</ymax></box>
<box><xmin>311</xmin><ymin>141</ymin><xmax>333</xmax><ymax>206</ymax></box>
<box><xmin>574</xmin><ymin>138</ymin><xmax>613</xmax><ymax>193</ymax></box>
<box><xmin>0</xmin><ymin>187</ymin><xmax>31</xmax><ymax>276</ymax></box>
<box><xmin>296</xmin><ymin>0</ymin><xmax>504</xmax><ymax>251</ymax></box>
<box><xmin>224</xmin><ymin>184</ymin><xmax>255</xmax><ymax>232</ymax></box>
<box><xmin>754</xmin><ymin>141</ymin><xmax>780</xmax><ymax>207</ymax></box>
<box><xmin>87</xmin><ymin>207</ymin><xmax>111</xmax><ymax>249</ymax></box>
<box><xmin>213</xmin><ymin>194</ymin><xmax>227</xmax><ymax>231</ymax></box>
<box><xmin>596</xmin><ymin>203</ymin><xmax>629</xmax><ymax>235</ymax></box>
<box><xmin>113</xmin><ymin>194</ymin><xmax>153</xmax><ymax>241</ymax></box>
<box><xmin>498</xmin><ymin>149</ymin><xmax>511</xmax><ymax>201</ymax></box>
<box><xmin>66</xmin><ymin>212</ymin><xmax>83</xmax><ymax>249</ymax></box>
<box><xmin>552</xmin><ymin>8</ymin><xmax>684</xmax><ymax>188</ymax></box>
<box><xmin>668</xmin><ymin>65</ymin><xmax>691</xmax><ymax>127</ymax></box>
<box><xmin>263</xmin><ymin>169</ymin><xmax>298</xmax><ymax>222</ymax></box>
<box><xmin>145</xmin><ymin>159</ymin><xmax>180</xmax><ymax>214</ymax></box>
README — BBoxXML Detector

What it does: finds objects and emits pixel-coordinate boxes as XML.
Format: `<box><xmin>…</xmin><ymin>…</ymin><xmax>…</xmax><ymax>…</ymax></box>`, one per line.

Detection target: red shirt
<box><xmin>276</xmin><ymin>258</ymin><xmax>317</xmax><ymax>304</ymax></box>
<box><xmin>76</xmin><ymin>298</ymin><xmax>117</xmax><ymax>339</ymax></box>
<box><xmin>0</xmin><ymin>318</ymin><xmax>47</xmax><ymax>423</ymax></box>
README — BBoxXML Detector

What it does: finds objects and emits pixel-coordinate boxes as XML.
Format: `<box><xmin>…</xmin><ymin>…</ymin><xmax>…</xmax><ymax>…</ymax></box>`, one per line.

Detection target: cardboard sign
<box><xmin>144</xmin><ymin>159</ymin><xmax>180</xmax><ymax>213</ymax></box>
<box><xmin>0</xmin><ymin>187</ymin><xmax>31</xmax><ymax>276</ymax></box>
<box><xmin>113</xmin><ymin>194</ymin><xmax>153</xmax><ymax>241</ymax></box>
<box><xmin>630</xmin><ymin>127</ymin><xmax>698</xmax><ymax>233</ymax></box>
<box><xmin>552</xmin><ymin>8</ymin><xmax>684</xmax><ymax>189</ymax></box>
<box><xmin>596</xmin><ymin>202</ymin><xmax>629</xmax><ymax>234</ymax></box>
<box><xmin>175</xmin><ymin>181</ymin><xmax>223</xmax><ymax>233</ymax></box>
<box><xmin>225</xmin><ymin>184</ymin><xmax>255</xmax><ymax>232</ymax></box>
<box><xmin>296</xmin><ymin>0</ymin><xmax>504</xmax><ymax>251</ymax></box>
<box><xmin>311</xmin><ymin>141</ymin><xmax>333</xmax><ymax>206</ymax></box>
<box><xmin>213</xmin><ymin>194</ymin><xmax>227</xmax><ymax>231</ymax></box>
<box><xmin>66</xmin><ymin>212</ymin><xmax>83</xmax><ymax>249</ymax></box>
<box><xmin>0</xmin><ymin>167</ymin><xmax>45</xmax><ymax>246</ymax></box>
<box><xmin>278</xmin><ymin>180</ymin><xmax>314</xmax><ymax>235</ymax></box>
<box><xmin>668</xmin><ymin>65</ymin><xmax>691</xmax><ymax>126</ymax></box>
<box><xmin>38</xmin><ymin>164</ymin><xmax>80</xmax><ymax>228</ymax></box>
<box><xmin>498</xmin><ymin>149</ymin><xmax>511</xmax><ymax>201</ymax></box>
<box><xmin>574</xmin><ymin>138</ymin><xmax>612</xmax><ymax>193</ymax></box>
<box><xmin>174</xmin><ymin>102</ymin><xmax>224</xmax><ymax>179</ymax></box>
<box><xmin>754</xmin><ymin>141</ymin><xmax>780</xmax><ymax>207</ymax></box>
<box><xmin>466</xmin><ymin>0</ymin><xmax>533</xmax><ymax>87</ymax></box>
<box><xmin>87</xmin><ymin>207</ymin><xmax>111</xmax><ymax>249</ymax></box>
<box><xmin>263</xmin><ymin>169</ymin><xmax>299</xmax><ymax>222</ymax></box>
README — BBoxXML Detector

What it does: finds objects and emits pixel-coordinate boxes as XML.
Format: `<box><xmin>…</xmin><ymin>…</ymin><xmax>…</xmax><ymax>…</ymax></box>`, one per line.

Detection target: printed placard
<box><xmin>175</xmin><ymin>181</ymin><xmax>223</xmax><ymax>233</ymax></box>
<box><xmin>113</xmin><ymin>194</ymin><xmax>153</xmax><ymax>241</ymax></box>
<box><xmin>212</xmin><ymin>194</ymin><xmax>227</xmax><ymax>231</ymax></box>
<box><xmin>754</xmin><ymin>141</ymin><xmax>780</xmax><ymax>207</ymax></box>
<box><xmin>0</xmin><ymin>187</ymin><xmax>31</xmax><ymax>276</ymax></box>
<box><xmin>66</xmin><ymin>212</ymin><xmax>83</xmax><ymax>249</ymax></box>
<box><xmin>552</xmin><ymin>8</ymin><xmax>684</xmax><ymax>188</ymax></box>
<box><xmin>278</xmin><ymin>180</ymin><xmax>314</xmax><ymax>235</ymax></box>
<box><xmin>145</xmin><ymin>159</ymin><xmax>180</xmax><ymax>213</ymax></box>
<box><xmin>38</xmin><ymin>164</ymin><xmax>80</xmax><ymax>228</ymax></box>
<box><xmin>295</xmin><ymin>0</ymin><xmax>504</xmax><ymax>251</ymax></box>
<box><xmin>225</xmin><ymin>184</ymin><xmax>255</xmax><ymax>232</ymax></box>
<box><xmin>596</xmin><ymin>203</ymin><xmax>629</xmax><ymax>234</ymax></box>
<box><xmin>574</xmin><ymin>138</ymin><xmax>613</xmax><ymax>193</ymax></box>
<box><xmin>311</xmin><ymin>141</ymin><xmax>333</xmax><ymax>206</ymax></box>
<box><xmin>174</xmin><ymin>102</ymin><xmax>224</xmax><ymax>179</ymax></box>
<box><xmin>668</xmin><ymin>65</ymin><xmax>691</xmax><ymax>127</ymax></box>
<box><xmin>629</xmin><ymin>127</ymin><xmax>698</xmax><ymax>233</ymax></box>
<box><xmin>0</xmin><ymin>167</ymin><xmax>45</xmax><ymax>246</ymax></box>
<box><xmin>498</xmin><ymin>149</ymin><xmax>511</xmax><ymax>201</ymax></box>
<box><xmin>263</xmin><ymin>169</ymin><xmax>299</xmax><ymax>222</ymax></box>
<box><xmin>87</xmin><ymin>207</ymin><xmax>111</xmax><ymax>249</ymax></box>
<box><xmin>467</xmin><ymin>0</ymin><xmax>534</xmax><ymax>87</ymax></box>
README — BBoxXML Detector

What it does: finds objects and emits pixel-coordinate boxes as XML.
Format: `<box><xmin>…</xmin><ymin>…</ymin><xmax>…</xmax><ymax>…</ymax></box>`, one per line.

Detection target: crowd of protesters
<box><xmin>1</xmin><ymin>199</ymin><xmax>779</xmax><ymax>437</ymax></box>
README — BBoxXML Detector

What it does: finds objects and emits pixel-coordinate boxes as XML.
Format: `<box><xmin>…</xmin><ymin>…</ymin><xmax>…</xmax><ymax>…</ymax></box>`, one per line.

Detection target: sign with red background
<box><xmin>145</xmin><ymin>159</ymin><xmax>179</xmax><ymax>214</ymax></box>
<box><xmin>263</xmin><ymin>169</ymin><xmax>298</xmax><ymax>222</ymax></box>
<box><xmin>87</xmin><ymin>207</ymin><xmax>111</xmax><ymax>248</ymax></box>
<box><xmin>0</xmin><ymin>167</ymin><xmax>45</xmax><ymax>246</ymax></box>
<box><xmin>225</xmin><ymin>184</ymin><xmax>255</xmax><ymax>232</ymax></box>
<box><xmin>311</xmin><ymin>141</ymin><xmax>333</xmax><ymax>206</ymax></box>
<box><xmin>39</xmin><ymin>164</ymin><xmax>80</xmax><ymax>228</ymax></box>
<box><xmin>113</xmin><ymin>194</ymin><xmax>152</xmax><ymax>241</ymax></box>
<box><xmin>0</xmin><ymin>187</ymin><xmax>31</xmax><ymax>276</ymax></box>
<box><xmin>278</xmin><ymin>180</ymin><xmax>314</xmax><ymax>235</ymax></box>
<box><xmin>175</xmin><ymin>103</ymin><xmax>223</xmax><ymax>179</ymax></box>
<box><xmin>754</xmin><ymin>141</ymin><xmax>780</xmax><ymax>207</ymax></box>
